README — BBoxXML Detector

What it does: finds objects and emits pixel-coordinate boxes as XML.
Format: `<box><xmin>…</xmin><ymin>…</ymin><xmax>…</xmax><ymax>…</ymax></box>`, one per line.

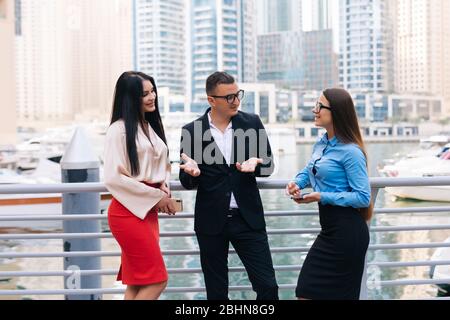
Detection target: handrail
<box><xmin>2</xmin><ymin>242</ymin><xmax>450</xmax><ymax>259</ymax></box>
<box><xmin>1</xmin><ymin>177</ymin><xmax>449</xmax><ymax>300</ymax></box>
<box><xmin>1</xmin><ymin>176</ymin><xmax>450</xmax><ymax>194</ymax></box>
<box><xmin>2</xmin><ymin>261</ymin><xmax>450</xmax><ymax>278</ymax></box>
<box><xmin>2</xmin><ymin>278</ymin><xmax>450</xmax><ymax>296</ymax></box>
<box><xmin>1</xmin><ymin>223</ymin><xmax>450</xmax><ymax>240</ymax></box>
<box><xmin>1</xmin><ymin>206</ymin><xmax>450</xmax><ymax>221</ymax></box>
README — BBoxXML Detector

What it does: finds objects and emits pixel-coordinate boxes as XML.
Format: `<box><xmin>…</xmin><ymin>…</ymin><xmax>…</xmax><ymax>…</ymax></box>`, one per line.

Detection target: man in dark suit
<box><xmin>179</xmin><ymin>71</ymin><xmax>278</xmax><ymax>300</ymax></box>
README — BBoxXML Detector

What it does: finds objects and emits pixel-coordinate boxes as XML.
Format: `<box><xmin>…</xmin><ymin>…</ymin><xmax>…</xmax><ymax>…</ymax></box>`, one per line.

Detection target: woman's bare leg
<box><xmin>134</xmin><ymin>281</ymin><xmax>168</xmax><ymax>300</ymax></box>
<box><xmin>124</xmin><ymin>285</ymin><xmax>139</xmax><ymax>300</ymax></box>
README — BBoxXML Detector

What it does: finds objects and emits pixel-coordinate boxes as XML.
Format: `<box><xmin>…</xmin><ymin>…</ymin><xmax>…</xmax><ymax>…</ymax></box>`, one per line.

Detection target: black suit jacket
<box><xmin>179</xmin><ymin>108</ymin><xmax>274</xmax><ymax>235</ymax></box>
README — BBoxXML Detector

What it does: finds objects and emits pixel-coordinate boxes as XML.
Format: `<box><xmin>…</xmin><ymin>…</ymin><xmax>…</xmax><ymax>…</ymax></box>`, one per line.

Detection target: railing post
<box><xmin>60</xmin><ymin>127</ymin><xmax>102</xmax><ymax>300</ymax></box>
<box><xmin>360</xmin><ymin>187</ymin><xmax>380</xmax><ymax>300</ymax></box>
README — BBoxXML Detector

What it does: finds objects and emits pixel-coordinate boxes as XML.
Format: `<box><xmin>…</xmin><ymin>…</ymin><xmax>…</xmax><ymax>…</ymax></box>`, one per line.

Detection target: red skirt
<box><xmin>107</xmin><ymin>183</ymin><xmax>168</xmax><ymax>286</ymax></box>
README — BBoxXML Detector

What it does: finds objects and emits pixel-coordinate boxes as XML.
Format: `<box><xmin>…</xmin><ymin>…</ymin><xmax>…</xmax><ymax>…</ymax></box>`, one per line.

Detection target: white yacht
<box><xmin>378</xmin><ymin>142</ymin><xmax>450</xmax><ymax>202</ymax></box>
<box><xmin>0</xmin><ymin>168</ymin><xmax>36</xmax><ymax>184</ymax></box>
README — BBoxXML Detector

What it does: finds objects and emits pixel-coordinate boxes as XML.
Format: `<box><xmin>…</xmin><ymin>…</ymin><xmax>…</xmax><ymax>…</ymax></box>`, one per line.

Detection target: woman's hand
<box><xmin>156</xmin><ymin>194</ymin><xmax>176</xmax><ymax>215</ymax></box>
<box><xmin>160</xmin><ymin>183</ymin><xmax>171</xmax><ymax>198</ymax></box>
<box><xmin>286</xmin><ymin>181</ymin><xmax>301</xmax><ymax>198</ymax></box>
<box><xmin>292</xmin><ymin>192</ymin><xmax>321</xmax><ymax>204</ymax></box>
<box><xmin>180</xmin><ymin>153</ymin><xmax>201</xmax><ymax>177</ymax></box>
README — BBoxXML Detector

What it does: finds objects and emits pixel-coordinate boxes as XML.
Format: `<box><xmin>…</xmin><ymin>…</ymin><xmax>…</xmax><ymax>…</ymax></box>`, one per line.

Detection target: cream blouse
<box><xmin>103</xmin><ymin>120</ymin><xmax>171</xmax><ymax>220</ymax></box>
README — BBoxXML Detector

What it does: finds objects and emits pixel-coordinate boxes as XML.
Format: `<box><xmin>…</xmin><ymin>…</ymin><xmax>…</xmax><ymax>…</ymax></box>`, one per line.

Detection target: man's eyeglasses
<box><xmin>210</xmin><ymin>90</ymin><xmax>245</xmax><ymax>104</ymax></box>
<box><xmin>313</xmin><ymin>101</ymin><xmax>332</xmax><ymax>113</ymax></box>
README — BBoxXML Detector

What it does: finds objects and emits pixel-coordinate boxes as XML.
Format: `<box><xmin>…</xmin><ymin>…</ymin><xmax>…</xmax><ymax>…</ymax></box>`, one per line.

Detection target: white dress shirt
<box><xmin>207</xmin><ymin>112</ymin><xmax>238</xmax><ymax>209</ymax></box>
<box><xmin>103</xmin><ymin>120</ymin><xmax>171</xmax><ymax>220</ymax></box>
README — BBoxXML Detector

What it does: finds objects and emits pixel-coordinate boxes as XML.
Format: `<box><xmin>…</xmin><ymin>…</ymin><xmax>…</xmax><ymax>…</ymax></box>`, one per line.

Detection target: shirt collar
<box><xmin>320</xmin><ymin>133</ymin><xmax>339</xmax><ymax>147</ymax></box>
<box><xmin>207</xmin><ymin>112</ymin><xmax>232</xmax><ymax>131</ymax></box>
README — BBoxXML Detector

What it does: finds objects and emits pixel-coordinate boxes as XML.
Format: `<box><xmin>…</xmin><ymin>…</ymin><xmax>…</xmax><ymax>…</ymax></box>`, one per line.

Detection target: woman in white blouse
<box><xmin>104</xmin><ymin>71</ymin><xmax>175</xmax><ymax>300</ymax></box>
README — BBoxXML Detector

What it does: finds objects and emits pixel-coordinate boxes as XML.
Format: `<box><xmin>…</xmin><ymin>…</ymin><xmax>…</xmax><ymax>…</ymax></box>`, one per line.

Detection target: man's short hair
<box><xmin>206</xmin><ymin>71</ymin><xmax>235</xmax><ymax>95</ymax></box>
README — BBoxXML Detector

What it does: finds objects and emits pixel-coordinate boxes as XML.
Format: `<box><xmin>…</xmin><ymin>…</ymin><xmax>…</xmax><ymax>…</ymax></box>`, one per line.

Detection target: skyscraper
<box><xmin>15</xmin><ymin>0</ymin><xmax>68</xmax><ymax>125</ymax></box>
<box><xmin>339</xmin><ymin>0</ymin><xmax>395</xmax><ymax>93</ymax></box>
<box><xmin>311</xmin><ymin>0</ymin><xmax>330</xmax><ymax>30</ymax></box>
<box><xmin>0</xmin><ymin>0</ymin><xmax>17</xmax><ymax>145</ymax></box>
<box><xmin>303</xmin><ymin>29</ymin><xmax>339</xmax><ymax>91</ymax></box>
<box><xmin>256</xmin><ymin>0</ymin><xmax>302</xmax><ymax>34</ymax></box>
<box><xmin>396</xmin><ymin>0</ymin><xmax>450</xmax><ymax>115</ymax></box>
<box><xmin>66</xmin><ymin>0</ymin><xmax>133</xmax><ymax>121</ymax></box>
<box><xmin>190</xmin><ymin>0</ymin><xmax>256</xmax><ymax>102</ymax></box>
<box><xmin>134</xmin><ymin>0</ymin><xmax>186</xmax><ymax>96</ymax></box>
<box><xmin>257</xmin><ymin>31</ymin><xmax>303</xmax><ymax>89</ymax></box>
<box><xmin>240</xmin><ymin>0</ymin><xmax>257</xmax><ymax>83</ymax></box>
<box><xmin>302</xmin><ymin>0</ymin><xmax>338</xmax><ymax>91</ymax></box>
<box><xmin>15</xmin><ymin>0</ymin><xmax>133</xmax><ymax>126</ymax></box>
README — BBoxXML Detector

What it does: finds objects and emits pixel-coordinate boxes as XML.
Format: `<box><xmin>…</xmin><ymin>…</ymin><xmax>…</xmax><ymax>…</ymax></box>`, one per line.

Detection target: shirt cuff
<box><xmin>295</xmin><ymin>179</ymin><xmax>308</xmax><ymax>190</ymax></box>
<box><xmin>320</xmin><ymin>192</ymin><xmax>333</xmax><ymax>205</ymax></box>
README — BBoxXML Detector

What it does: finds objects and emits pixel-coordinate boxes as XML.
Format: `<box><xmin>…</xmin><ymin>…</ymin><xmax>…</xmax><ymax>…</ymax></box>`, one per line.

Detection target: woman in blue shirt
<box><xmin>286</xmin><ymin>88</ymin><xmax>373</xmax><ymax>300</ymax></box>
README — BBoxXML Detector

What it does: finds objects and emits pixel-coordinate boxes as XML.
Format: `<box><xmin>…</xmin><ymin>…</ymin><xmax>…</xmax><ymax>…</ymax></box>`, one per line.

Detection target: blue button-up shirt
<box><xmin>295</xmin><ymin>134</ymin><xmax>371</xmax><ymax>208</ymax></box>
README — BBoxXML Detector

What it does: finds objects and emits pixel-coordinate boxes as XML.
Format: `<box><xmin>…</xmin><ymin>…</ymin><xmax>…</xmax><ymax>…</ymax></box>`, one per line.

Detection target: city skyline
<box><xmin>1</xmin><ymin>0</ymin><xmax>449</xmax><ymax>136</ymax></box>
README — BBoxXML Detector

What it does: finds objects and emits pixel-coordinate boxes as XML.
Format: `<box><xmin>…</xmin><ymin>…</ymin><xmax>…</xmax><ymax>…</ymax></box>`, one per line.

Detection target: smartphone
<box><xmin>171</xmin><ymin>198</ymin><xmax>183</xmax><ymax>212</ymax></box>
<box><xmin>291</xmin><ymin>193</ymin><xmax>310</xmax><ymax>200</ymax></box>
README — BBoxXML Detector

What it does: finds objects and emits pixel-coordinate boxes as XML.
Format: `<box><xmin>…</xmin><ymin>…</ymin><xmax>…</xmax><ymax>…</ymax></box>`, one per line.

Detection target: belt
<box><xmin>227</xmin><ymin>208</ymin><xmax>240</xmax><ymax>218</ymax></box>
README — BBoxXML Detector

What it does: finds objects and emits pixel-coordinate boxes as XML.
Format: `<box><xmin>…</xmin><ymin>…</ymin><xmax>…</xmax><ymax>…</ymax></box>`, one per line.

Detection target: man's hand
<box><xmin>179</xmin><ymin>153</ymin><xmax>201</xmax><ymax>177</ymax></box>
<box><xmin>236</xmin><ymin>158</ymin><xmax>263</xmax><ymax>173</ymax></box>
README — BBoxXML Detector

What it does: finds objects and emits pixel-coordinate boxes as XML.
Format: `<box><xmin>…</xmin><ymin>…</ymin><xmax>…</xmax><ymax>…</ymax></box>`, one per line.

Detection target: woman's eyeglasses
<box><xmin>313</xmin><ymin>101</ymin><xmax>332</xmax><ymax>113</ymax></box>
<box><xmin>209</xmin><ymin>90</ymin><xmax>245</xmax><ymax>104</ymax></box>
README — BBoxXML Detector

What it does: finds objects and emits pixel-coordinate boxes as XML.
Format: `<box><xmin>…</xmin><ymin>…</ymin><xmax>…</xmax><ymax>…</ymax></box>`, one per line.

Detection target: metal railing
<box><xmin>1</xmin><ymin>177</ymin><xmax>450</xmax><ymax>300</ymax></box>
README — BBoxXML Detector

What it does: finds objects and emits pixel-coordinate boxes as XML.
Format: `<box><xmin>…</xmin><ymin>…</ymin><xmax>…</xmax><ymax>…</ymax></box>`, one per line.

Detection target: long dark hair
<box><xmin>322</xmin><ymin>88</ymin><xmax>373</xmax><ymax>221</ymax></box>
<box><xmin>110</xmin><ymin>71</ymin><xmax>167</xmax><ymax>176</ymax></box>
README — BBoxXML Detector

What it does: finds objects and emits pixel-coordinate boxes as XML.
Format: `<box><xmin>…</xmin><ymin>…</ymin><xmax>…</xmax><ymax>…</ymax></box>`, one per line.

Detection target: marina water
<box><xmin>1</xmin><ymin>142</ymin><xmax>449</xmax><ymax>300</ymax></box>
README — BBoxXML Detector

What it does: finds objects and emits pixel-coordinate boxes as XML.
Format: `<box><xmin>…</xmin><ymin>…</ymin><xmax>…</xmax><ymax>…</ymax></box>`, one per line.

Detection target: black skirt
<box><xmin>296</xmin><ymin>204</ymin><xmax>370</xmax><ymax>300</ymax></box>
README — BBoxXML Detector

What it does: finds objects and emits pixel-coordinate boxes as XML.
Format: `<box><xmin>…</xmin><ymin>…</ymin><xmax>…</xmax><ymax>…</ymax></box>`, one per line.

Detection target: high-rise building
<box><xmin>190</xmin><ymin>0</ymin><xmax>256</xmax><ymax>102</ymax></box>
<box><xmin>257</xmin><ymin>31</ymin><xmax>303</xmax><ymax>90</ymax></box>
<box><xmin>396</xmin><ymin>0</ymin><xmax>450</xmax><ymax>115</ymax></box>
<box><xmin>0</xmin><ymin>0</ymin><xmax>17</xmax><ymax>145</ymax></box>
<box><xmin>240</xmin><ymin>0</ymin><xmax>257</xmax><ymax>83</ymax></box>
<box><xmin>311</xmin><ymin>0</ymin><xmax>330</xmax><ymax>30</ymax></box>
<box><xmin>15</xmin><ymin>0</ymin><xmax>133</xmax><ymax>127</ymax></box>
<box><xmin>339</xmin><ymin>0</ymin><xmax>395</xmax><ymax>93</ymax></box>
<box><xmin>15</xmin><ymin>0</ymin><xmax>69</xmax><ymax>125</ymax></box>
<box><xmin>256</xmin><ymin>0</ymin><xmax>302</xmax><ymax>34</ymax></box>
<box><xmin>134</xmin><ymin>0</ymin><xmax>186</xmax><ymax>96</ymax></box>
<box><xmin>65</xmin><ymin>0</ymin><xmax>133</xmax><ymax>122</ymax></box>
<box><xmin>255</xmin><ymin>0</ymin><xmax>304</xmax><ymax>90</ymax></box>
<box><xmin>303</xmin><ymin>29</ymin><xmax>339</xmax><ymax>91</ymax></box>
